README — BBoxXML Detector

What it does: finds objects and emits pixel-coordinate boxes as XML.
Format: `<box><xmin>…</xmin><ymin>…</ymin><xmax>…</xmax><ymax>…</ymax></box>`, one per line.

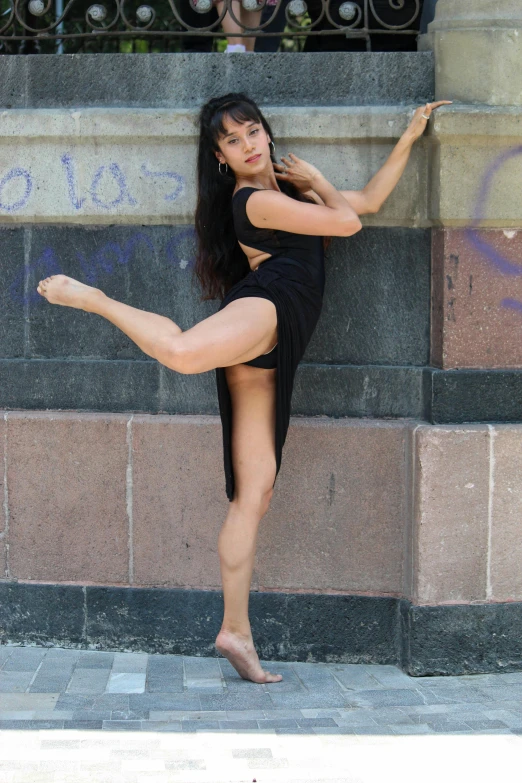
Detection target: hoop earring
<box><xmin>218</xmin><ymin>161</ymin><xmax>228</xmax><ymax>175</ymax></box>
<box><xmin>269</xmin><ymin>140</ymin><xmax>275</xmax><ymax>156</ymax></box>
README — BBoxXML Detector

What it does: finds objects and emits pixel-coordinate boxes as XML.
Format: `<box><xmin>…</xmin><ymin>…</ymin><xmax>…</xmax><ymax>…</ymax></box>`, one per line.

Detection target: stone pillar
<box><xmin>427</xmin><ymin>0</ymin><xmax>522</xmax><ymax>105</ymax></box>
<box><xmin>426</xmin><ymin>0</ymin><xmax>522</xmax><ymax>369</ymax></box>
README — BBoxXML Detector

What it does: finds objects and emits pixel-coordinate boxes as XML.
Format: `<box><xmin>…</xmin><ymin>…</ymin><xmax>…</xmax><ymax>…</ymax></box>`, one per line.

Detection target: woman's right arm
<box><xmin>245</xmin><ymin>156</ymin><xmax>362</xmax><ymax>238</ymax></box>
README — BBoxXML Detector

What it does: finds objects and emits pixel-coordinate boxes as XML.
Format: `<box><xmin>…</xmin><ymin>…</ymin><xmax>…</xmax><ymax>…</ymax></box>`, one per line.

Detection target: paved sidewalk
<box><xmin>0</xmin><ymin>644</ymin><xmax>521</xmax><ymax>782</ymax></box>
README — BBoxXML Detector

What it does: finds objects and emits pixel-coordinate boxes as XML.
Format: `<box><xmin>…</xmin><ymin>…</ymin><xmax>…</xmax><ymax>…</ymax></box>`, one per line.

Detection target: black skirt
<box><xmin>215</xmin><ymin>257</ymin><xmax>324</xmax><ymax>501</ymax></box>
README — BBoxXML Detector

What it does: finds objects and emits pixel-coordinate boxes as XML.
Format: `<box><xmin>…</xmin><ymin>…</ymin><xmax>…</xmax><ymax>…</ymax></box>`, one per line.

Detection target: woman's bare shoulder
<box><xmin>244</xmin><ymin>188</ymin><xmax>351</xmax><ymax>237</ymax></box>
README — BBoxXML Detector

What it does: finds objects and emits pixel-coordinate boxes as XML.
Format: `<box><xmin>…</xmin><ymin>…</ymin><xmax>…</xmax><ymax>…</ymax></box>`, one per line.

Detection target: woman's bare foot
<box><xmin>215</xmin><ymin>629</ymin><xmax>283</xmax><ymax>684</ymax></box>
<box><xmin>37</xmin><ymin>275</ymin><xmax>103</xmax><ymax>312</ymax></box>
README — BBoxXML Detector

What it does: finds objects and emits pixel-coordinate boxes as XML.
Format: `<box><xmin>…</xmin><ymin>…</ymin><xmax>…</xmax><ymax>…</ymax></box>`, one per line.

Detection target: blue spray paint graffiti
<box><xmin>9</xmin><ymin>228</ymin><xmax>196</xmax><ymax>308</ymax></box>
<box><xmin>1</xmin><ymin>156</ymin><xmax>186</xmax><ymax>213</ymax></box>
<box><xmin>0</xmin><ymin>167</ymin><xmax>33</xmax><ymax>212</ymax></box>
<box><xmin>90</xmin><ymin>163</ymin><xmax>137</xmax><ymax>210</ymax></box>
<box><xmin>465</xmin><ymin>144</ymin><xmax>522</xmax><ymax>313</ymax></box>
<box><xmin>140</xmin><ymin>165</ymin><xmax>185</xmax><ymax>202</ymax></box>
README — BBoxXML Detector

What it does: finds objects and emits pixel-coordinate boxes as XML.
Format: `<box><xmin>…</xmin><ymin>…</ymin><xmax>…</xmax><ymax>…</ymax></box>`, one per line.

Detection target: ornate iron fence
<box><xmin>0</xmin><ymin>0</ymin><xmax>422</xmax><ymax>53</ymax></box>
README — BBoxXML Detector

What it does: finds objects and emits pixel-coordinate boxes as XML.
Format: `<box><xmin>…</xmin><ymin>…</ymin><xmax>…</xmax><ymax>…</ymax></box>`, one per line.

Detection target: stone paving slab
<box><xmin>0</xmin><ymin>645</ymin><xmax>522</xmax><ymax>782</ymax></box>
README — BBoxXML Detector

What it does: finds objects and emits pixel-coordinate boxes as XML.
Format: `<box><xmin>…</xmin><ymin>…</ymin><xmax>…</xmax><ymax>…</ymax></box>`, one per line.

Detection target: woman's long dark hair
<box><xmin>194</xmin><ymin>92</ymin><xmax>324</xmax><ymax>301</ymax></box>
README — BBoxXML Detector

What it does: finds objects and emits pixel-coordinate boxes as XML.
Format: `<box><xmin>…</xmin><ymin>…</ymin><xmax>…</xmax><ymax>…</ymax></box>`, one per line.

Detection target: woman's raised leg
<box><xmin>215</xmin><ymin>363</ymin><xmax>283</xmax><ymax>683</ymax></box>
<box><xmin>36</xmin><ymin>274</ymin><xmax>277</xmax><ymax>372</ymax></box>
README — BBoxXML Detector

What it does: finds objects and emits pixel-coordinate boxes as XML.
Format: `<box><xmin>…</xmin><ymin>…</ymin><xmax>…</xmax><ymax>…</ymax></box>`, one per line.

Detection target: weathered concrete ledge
<box><xmin>1</xmin><ymin>104</ymin><xmax>520</xmax><ymax>227</ymax></box>
<box><xmin>0</xmin><ymin>106</ymin><xmax>429</xmax><ymax>226</ymax></box>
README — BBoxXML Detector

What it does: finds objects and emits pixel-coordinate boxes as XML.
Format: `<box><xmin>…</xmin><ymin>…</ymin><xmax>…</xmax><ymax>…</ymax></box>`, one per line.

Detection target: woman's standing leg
<box><xmin>215</xmin><ymin>363</ymin><xmax>283</xmax><ymax>683</ymax></box>
<box><xmin>215</xmin><ymin>0</ymin><xmax>262</xmax><ymax>51</ymax></box>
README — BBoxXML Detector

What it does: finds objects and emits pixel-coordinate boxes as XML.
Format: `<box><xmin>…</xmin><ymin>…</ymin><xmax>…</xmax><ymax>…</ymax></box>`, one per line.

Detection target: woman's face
<box><xmin>215</xmin><ymin>115</ymin><xmax>271</xmax><ymax>176</ymax></box>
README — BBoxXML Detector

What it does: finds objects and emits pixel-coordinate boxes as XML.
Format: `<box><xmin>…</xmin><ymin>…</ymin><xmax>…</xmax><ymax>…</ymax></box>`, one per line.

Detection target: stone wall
<box><xmin>1</xmin><ymin>39</ymin><xmax>521</xmax><ymax>675</ymax></box>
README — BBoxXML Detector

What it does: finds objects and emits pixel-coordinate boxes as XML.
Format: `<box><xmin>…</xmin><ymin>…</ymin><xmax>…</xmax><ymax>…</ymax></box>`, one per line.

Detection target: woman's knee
<box><xmin>164</xmin><ymin>338</ymin><xmax>200</xmax><ymax>375</ymax></box>
<box><xmin>234</xmin><ymin>483</ymin><xmax>274</xmax><ymax>517</ymax></box>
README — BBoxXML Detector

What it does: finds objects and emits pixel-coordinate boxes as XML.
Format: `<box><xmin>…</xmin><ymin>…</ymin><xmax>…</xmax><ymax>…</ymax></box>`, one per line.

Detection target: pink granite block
<box><xmin>490</xmin><ymin>425</ymin><xmax>522</xmax><ymax>601</ymax></box>
<box><xmin>413</xmin><ymin>425</ymin><xmax>490</xmax><ymax>604</ymax></box>
<box><xmin>431</xmin><ymin>228</ymin><xmax>522</xmax><ymax>369</ymax></box>
<box><xmin>7</xmin><ymin>412</ymin><xmax>129</xmax><ymax>583</ymax></box>
<box><xmin>131</xmin><ymin>415</ymin><xmax>227</xmax><ymax>588</ymax></box>
<box><xmin>255</xmin><ymin>419</ymin><xmax>410</xmax><ymax>596</ymax></box>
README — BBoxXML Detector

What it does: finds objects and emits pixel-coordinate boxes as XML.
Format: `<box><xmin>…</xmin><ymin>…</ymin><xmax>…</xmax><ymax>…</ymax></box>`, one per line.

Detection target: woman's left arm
<box><xmin>303</xmin><ymin>101</ymin><xmax>452</xmax><ymax>215</ymax></box>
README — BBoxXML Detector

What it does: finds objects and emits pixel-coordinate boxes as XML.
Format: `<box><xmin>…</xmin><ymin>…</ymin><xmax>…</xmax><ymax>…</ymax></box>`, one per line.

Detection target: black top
<box><xmin>231</xmin><ymin>186</ymin><xmax>325</xmax><ymax>292</ymax></box>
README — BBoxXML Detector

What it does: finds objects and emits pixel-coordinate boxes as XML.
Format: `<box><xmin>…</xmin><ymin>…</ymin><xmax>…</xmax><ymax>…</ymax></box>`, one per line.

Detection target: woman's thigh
<box><xmin>177</xmin><ymin>297</ymin><xmax>277</xmax><ymax>374</ymax></box>
<box><xmin>226</xmin><ymin>363</ymin><xmax>277</xmax><ymax>506</ymax></box>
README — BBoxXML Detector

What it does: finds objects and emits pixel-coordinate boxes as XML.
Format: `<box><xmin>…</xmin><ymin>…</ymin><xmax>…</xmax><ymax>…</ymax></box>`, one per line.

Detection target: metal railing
<box><xmin>0</xmin><ymin>0</ymin><xmax>422</xmax><ymax>53</ymax></box>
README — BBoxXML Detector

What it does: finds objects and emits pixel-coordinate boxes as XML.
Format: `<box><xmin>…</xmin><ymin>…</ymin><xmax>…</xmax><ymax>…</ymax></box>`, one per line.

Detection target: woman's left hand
<box><xmin>403</xmin><ymin>100</ymin><xmax>453</xmax><ymax>144</ymax></box>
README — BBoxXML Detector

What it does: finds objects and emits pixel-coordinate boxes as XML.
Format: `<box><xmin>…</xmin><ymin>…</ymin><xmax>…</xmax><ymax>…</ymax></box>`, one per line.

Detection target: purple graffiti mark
<box><xmin>140</xmin><ymin>165</ymin><xmax>185</xmax><ymax>202</ymax></box>
<box><xmin>9</xmin><ymin>247</ymin><xmax>62</xmax><ymax>307</ymax></box>
<box><xmin>91</xmin><ymin>163</ymin><xmax>137</xmax><ymax>210</ymax></box>
<box><xmin>501</xmin><ymin>298</ymin><xmax>522</xmax><ymax>313</ymax></box>
<box><xmin>60</xmin><ymin>154</ymin><xmax>86</xmax><ymax>211</ymax></box>
<box><xmin>93</xmin><ymin>242</ymin><xmax>125</xmax><ymax>274</ymax></box>
<box><xmin>122</xmin><ymin>232</ymin><xmax>155</xmax><ymax>264</ymax></box>
<box><xmin>75</xmin><ymin>251</ymin><xmax>99</xmax><ymax>286</ymax></box>
<box><xmin>0</xmin><ymin>167</ymin><xmax>33</xmax><ymax>212</ymax></box>
<box><xmin>465</xmin><ymin>144</ymin><xmax>522</xmax><ymax>316</ymax></box>
<box><xmin>10</xmin><ymin>230</ymin><xmax>194</xmax><ymax>308</ymax></box>
<box><xmin>166</xmin><ymin>227</ymin><xmax>196</xmax><ymax>269</ymax></box>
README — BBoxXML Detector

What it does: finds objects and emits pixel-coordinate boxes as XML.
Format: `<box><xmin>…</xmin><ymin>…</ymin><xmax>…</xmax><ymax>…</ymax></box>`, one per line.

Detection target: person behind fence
<box><xmin>36</xmin><ymin>93</ymin><xmax>450</xmax><ymax>684</ymax></box>
<box><xmin>214</xmin><ymin>0</ymin><xmax>262</xmax><ymax>52</ymax></box>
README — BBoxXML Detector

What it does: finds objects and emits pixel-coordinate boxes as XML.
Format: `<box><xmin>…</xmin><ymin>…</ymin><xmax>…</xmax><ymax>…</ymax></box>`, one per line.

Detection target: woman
<box><xmin>37</xmin><ymin>93</ymin><xmax>450</xmax><ymax>684</ymax></box>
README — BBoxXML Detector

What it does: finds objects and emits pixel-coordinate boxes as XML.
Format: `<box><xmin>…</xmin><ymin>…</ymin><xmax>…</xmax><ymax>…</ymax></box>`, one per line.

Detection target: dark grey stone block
<box><xmin>292</xmin><ymin>364</ymin><xmax>430</xmax><ymax>418</ymax></box>
<box><xmin>25</xmin><ymin>225</ymin><xmax>215</xmax><ymax>361</ymax></box>
<box><xmin>101</xmin><ymin>719</ymin><xmax>142</xmax><ymax>730</ymax></box>
<box><xmin>147</xmin><ymin>656</ymin><xmax>184</xmax><ymax>677</ymax></box>
<box><xmin>72</xmin><ymin>711</ymin><xmax>112</xmax><ymax>721</ymax></box>
<box><xmin>283</xmin><ymin>594</ymin><xmax>398</xmax><ymax>664</ymax></box>
<box><xmin>426</xmin><ymin>720</ymin><xmax>474</xmax><ymax>732</ymax></box>
<box><xmin>2</xmin><ymin>647</ymin><xmax>47</xmax><ymax>671</ymax></box>
<box><xmin>86</xmin><ymin>586</ymin><xmax>223</xmax><ymax>655</ymax></box>
<box><xmin>0</xmin><ymin>720</ymin><xmax>65</xmax><ymax>729</ymax></box>
<box><xmin>181</xmin><ymin>720</ymin><xmax>220</xmax><ymax>732</ymax></box>
<box><xmin>55</xmin><ymin>695</ymin><xmax>95</xmax><ymax>710</ymax></box>
<box><xmin>0</xmin><ymin>53</ymin><xmax>434</xmax><ymax>109</ymax></box>
<box><xmin>257</xmin><ymin>718</ymin><xmax>298</xmax><ymax>729</ymax></box>
<box><xmin>305</xmin><ymin>230</ymin><xmax>431</xmax><ymax>366</ymax></box>
<box><xmin>296</xmin><ymin>718</ymin><xmax>338</xmax><ymax>727</ymax></box>
<box><xmin>344</xmin><ymin>689</ymin><xmax>425</xmax><ymax>707</ymax></box>
<box><xmin>0</xmin><ymin>228</ymin><xmax>26</xmax><ymax>358</ymax></box>
<box><xmin>29</xmin><ymin>675</ymin><xmax>73</xmax><ymax>693</ymax></box>
<box><xmin>76</xmin><ymin>652</ymin><xmax>114</xmax><ymax>669</ymax></box>
<box><xmin>128</xmin><ymin>693</ymin><xmax>202</xmax><ymax>710</ymax></box>
<box><xmin>198</xmin><ymin>692</ymin><xmax>275</xmax><ymax>711</ymax></box>
<box><xmin>402</xmin><ymin>600</ymin><xmax>522</xmax><ymax>676</ymax></box>
<box><xmin>218</xmin><ymin>720</ymin><xmax>259</xmax><ymax>730</ymax></box>
<box><xmin>464</xmin><ymin>719</ymin><xmax>508</xmax><ymax>730</ymax></box>
<box><xmin>0</xmin><ymin>359</ymin><xmax>159</xmax><ymax>412</ymax></box>
<box><xmin>431</xmin><ymin>370</ymin><xmax>522</xmax><ymax>424</ymax></box>
<box><xmin>91</xmin><ymin>694</ymin><xmax>130</xmax><ymax>711</ymax></box>
<box><xmin>2</xmin><ymin>583</ymin><xmax>522</xmax><ymax>676</ymax></box>
<box><xmin>159</xmin><ymin>367</ymin><xmax>218</xmax><ymax>415</ymax></box>
<box><xmin>0</xmin><ymin>583</ymin><xmax>85</xmax><ymax>645</ymax></box>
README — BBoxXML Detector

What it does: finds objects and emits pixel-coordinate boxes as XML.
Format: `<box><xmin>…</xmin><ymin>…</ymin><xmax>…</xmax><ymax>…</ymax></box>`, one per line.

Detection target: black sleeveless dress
<box><xmin>215</xmin><ymin>186</ymin><xmax>325</xmax><ymax>502</ymax></box>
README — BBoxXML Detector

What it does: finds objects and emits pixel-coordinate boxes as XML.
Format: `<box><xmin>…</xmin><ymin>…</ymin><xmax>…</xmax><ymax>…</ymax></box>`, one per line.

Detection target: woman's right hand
<box><xmin>273</xmin><ymin>153</ymin><xmax>323</xmax><ymax>193</ymax></box>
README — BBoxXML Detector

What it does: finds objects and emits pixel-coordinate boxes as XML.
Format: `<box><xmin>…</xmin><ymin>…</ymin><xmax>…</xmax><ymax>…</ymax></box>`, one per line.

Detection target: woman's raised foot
<box><xmin>215</xmin><ymin>629</ymin><xmax>283</xmax><ymax>684</ymax></box>
<box><xmin>37</xmin><ymin>274</ymin><xmax>104</xmax><ymax>312</ymax></box>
